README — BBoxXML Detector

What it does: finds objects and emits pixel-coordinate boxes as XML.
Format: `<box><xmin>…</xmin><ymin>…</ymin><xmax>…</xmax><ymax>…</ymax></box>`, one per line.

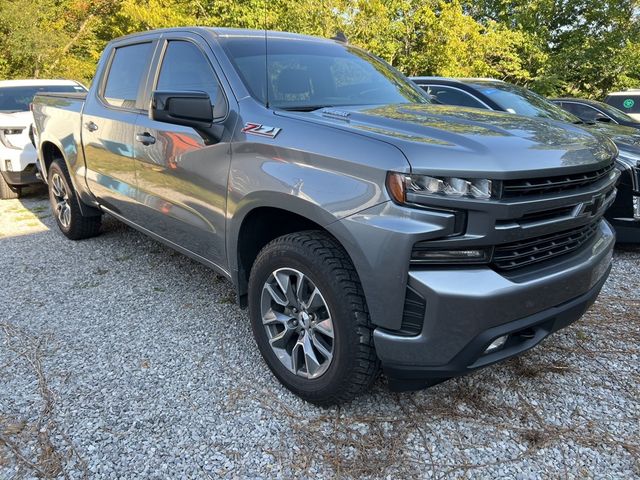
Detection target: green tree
<box><xmin>465</xmin><ymin>0</ymin><xmax>640</xmax><ymax>97</ymax></box>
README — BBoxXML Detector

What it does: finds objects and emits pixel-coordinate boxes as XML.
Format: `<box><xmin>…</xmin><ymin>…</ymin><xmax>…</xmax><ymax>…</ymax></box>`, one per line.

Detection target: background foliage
<box><xmin>0</xmin><ymin>0</ymin><xmax>638</xmax><ymax>98</ymax></box>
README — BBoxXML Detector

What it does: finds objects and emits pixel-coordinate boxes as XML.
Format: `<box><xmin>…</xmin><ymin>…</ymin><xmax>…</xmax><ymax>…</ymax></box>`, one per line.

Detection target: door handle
<box><xmin>136</xmin><ymin>132</ymin><xmax>156</xmax><ymax>146</ymax></box>
<box><xmin>85</xmin><ymin>121</ymin><xmax>98</xmax><ymax>132</ymax></box>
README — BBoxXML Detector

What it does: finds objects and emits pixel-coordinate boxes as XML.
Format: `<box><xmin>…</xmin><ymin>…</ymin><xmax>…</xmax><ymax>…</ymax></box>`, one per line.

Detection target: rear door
<box><xmin>133</xmin><ymin>34</ymin><xmax>236</xmax><ymax>267</ymax></box>
<box><xmin>82</xmin><ymin>39</ymin><xmax>157</xmax><ymax>218</ymax></box>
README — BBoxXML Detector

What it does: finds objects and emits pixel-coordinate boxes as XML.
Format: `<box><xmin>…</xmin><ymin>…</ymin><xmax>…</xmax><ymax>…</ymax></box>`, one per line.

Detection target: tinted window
<box><xmin>422</xmin><ymin>85</ymin><xmax>486</xmax><ymax>108</ymax></box>
<box><xmin>561</xmin><ymin>102</ymin><xmax>602</xmax><ymax>122</ymax></box>
<box><xmin>475</xmin><ymin>82</ymin><xmax>580</xmax><ymax>123</ymax></box>
<box><xmin>219</xmin><ymin>36</ymin><xmax>427</xmax><ymax>110</ymax></box>
<box><xmin>0</xmin><ymin>84</ymin><xmax>86</xmax><ymax>112</ymax></box>
<box><xmin>605</xmin><ymin>95</ymin><xmax>640</xmax><ymax>114</ymax></box>
<box><xmin>103</xmin><ymin>42</ymin><xmax>153</xmax><ymax>108</ymax></box>
<box><xmin>156</xmin><ymin>41</ymin><xmax>221</xmax><ymax>109</ymax></box>
<box><xmin>595</xmin><ymin>101</ymin><xmax>639</xmax><ymax>123</ymax></box>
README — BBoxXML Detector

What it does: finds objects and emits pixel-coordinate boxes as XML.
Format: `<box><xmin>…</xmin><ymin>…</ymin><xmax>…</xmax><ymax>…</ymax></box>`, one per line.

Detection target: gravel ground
<box><xmin>1</xmin><ymin>188</ymin><xmax>639</xmax><ymax>479</ymax></box>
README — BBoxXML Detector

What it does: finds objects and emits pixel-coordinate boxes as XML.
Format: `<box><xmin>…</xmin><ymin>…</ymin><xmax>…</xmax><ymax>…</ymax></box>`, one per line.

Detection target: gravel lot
<box><xmin>1</xmin><ymin>188</ymin><xmax>639</xmax><ymax>479</ymax></box>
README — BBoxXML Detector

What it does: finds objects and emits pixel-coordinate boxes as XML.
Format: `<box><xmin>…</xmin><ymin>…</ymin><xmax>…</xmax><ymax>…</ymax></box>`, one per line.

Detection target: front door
<box><xmin>133</xmin><ymin>38</ymin><xmax>234</xmax><ymax>268</ymax></box>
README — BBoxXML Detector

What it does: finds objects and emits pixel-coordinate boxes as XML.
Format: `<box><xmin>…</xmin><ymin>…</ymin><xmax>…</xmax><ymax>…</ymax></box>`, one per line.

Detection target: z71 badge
<box><xmin>242</xmin><ymin>122</ymin><xmax>282</xmax><ymax>138</ymax></box>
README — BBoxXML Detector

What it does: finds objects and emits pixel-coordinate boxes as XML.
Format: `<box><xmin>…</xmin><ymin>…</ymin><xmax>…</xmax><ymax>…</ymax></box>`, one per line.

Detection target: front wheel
<box><xmin>248</xmin><ymin>231</ymin><xmax>379</xmax><ymax>406</ymax></box>
<box><xmin>48</xmin><ymin>159</ymin><xmax>101</xmax><ymax>240</ymax></box>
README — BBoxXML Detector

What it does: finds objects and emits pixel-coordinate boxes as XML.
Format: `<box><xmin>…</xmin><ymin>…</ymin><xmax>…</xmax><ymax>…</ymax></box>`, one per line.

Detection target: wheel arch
<box><xmin>39</xmin><ymin>139</ymin><xmax>101</xmax><ymax>217</ymax></box>
<box><xmin>39</xmin><ymin>140</ymin><xmax>64</xmax><ymax>183</ymax></box>
<box><xmin>230</xmin><ymin>196</ymin><xmax>355</xmax><ymax>308</ymax></box>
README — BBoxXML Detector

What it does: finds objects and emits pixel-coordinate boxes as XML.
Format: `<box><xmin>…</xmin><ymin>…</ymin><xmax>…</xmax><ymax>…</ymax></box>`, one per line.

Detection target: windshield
<box><xmin>0</xmin><ymin>84</ymin><xmax>86</xmax><ymax>113</ymax></box>
<box><xmin>219</xmin><ymin>36</ymin><xmax>428</xmax><ymax>110</ymax></box>
<box><xmin>474</xmin><ymin>82</ymin><xmax>581</xmax><ymax>123</ymax></box>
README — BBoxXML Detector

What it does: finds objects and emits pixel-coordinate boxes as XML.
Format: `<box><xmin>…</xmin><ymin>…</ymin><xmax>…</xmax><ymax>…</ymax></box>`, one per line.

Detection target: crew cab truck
<box><xmin>33</xmin><ymin>28</ymin><xmax>618</xmax><ymax>405</ymax></box>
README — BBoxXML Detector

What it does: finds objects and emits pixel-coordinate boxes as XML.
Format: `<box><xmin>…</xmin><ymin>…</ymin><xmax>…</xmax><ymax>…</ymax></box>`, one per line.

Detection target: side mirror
<box><xmin>150</xmin><ymin>91</ymin><xmax>213</xmax><ymax>129</ymax></box>
<box><xmin>594</xmin><ymin>113</ymin><xmax>612</xmax><ymax>123</ymax></box>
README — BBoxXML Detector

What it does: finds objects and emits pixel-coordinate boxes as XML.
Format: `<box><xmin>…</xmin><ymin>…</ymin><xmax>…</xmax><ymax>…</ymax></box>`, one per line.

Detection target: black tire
<box><xmin>0</xmin><ymin>173</ymin><xmax>20</xmax><ymax>199</ymax></box>
<box><xmin>48</xmin><ymin>159</ymin><xmax>101</xmax><ymax>240</ymax></box>
<box><xmin>248</xmin><ymin>230</ymin><xmax>379</xmax><ymax>406</ymax></box>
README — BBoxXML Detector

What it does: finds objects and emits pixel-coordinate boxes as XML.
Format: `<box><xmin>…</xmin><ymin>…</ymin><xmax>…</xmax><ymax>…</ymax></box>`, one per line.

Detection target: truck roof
<box><xmin>606</xmin><ymin>90</ymin><xmax>640</xmax><ymax>96</ymax></box>
<box><xmin>0</xmin><ymin>79</ymin><xmax>81</xmax><ymax>87</ymax></box>
<box><xmin>110</xmin><ymin>27</ymin><xmax>338</xmax><ymax>45</ymax></box>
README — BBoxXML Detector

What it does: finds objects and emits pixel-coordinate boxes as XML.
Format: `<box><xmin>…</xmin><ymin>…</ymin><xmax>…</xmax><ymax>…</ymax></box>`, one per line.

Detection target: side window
<box><xmin>424</xmin><ymin>86</ymin><xmax>486</xmax><ymax>109</ymax></box>
<box><xmin>563</xmin><ymin>102</ymin><xmax>600</xmax><ymax>121</ymax></box>
<box><xmin>103</xmin><ymin>43</ymin><xmax>154</xmax><ymax>109</ymax></box>
<box><xmin>156</xmin><ymin>41</ymin><xmax>226</xmax><ymax>118</ymax></box>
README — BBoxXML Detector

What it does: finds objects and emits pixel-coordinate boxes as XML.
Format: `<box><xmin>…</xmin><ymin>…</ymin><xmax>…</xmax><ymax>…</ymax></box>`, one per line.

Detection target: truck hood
<box><xmin>278</xmin><ymin>104</ymin><xmax>616</xmax><ymax>177</ymax></box>
<box><xmin>0</xmin><ymin>110</ymin><xmax>33</xmax><ymax>128</ymax></box>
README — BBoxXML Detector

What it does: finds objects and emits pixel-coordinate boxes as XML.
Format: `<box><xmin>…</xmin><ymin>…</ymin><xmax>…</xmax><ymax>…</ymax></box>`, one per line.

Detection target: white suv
<box><xmin>0</xmin><ymin>79</ymin><xmax>86</xmax><ymax>199</ymax></box>
<box><xmin>604</xmin><ymin>89</ymin><xmax>640</xmax><ymax>122</ymax></box>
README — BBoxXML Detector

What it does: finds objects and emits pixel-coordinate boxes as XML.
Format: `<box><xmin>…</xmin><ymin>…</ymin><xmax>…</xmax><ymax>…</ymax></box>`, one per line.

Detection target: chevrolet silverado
<box><xmin>33</xmin><ymin>28</ymin><xmax>618</xmax><ymax>405</ymax></box>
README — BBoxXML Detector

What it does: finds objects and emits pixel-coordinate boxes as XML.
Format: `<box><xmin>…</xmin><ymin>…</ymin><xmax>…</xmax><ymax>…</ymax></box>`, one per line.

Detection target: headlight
<box><xmin>386</xmin><ymin>172</ymin><xmax>496</xmax><ymax>204</ymax></box>
<box><xmin>0</xmin><ymin>128</ymin><xmax>25</xmax><ymax>149</ymax></box>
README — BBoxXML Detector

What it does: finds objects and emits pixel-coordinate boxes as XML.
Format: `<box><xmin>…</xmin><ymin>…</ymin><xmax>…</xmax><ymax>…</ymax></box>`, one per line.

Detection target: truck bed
<box><xmin>32</xmin><ymin>92</ymin><xmax>86</xmax><ymax>189</ymax></box>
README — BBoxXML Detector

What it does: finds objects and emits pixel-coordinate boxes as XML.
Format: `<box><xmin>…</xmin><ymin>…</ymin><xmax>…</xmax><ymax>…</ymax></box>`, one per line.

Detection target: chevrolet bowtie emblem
<box><xmin>577</xmin><ymin>193</ymin><xmax>605</xmax><ymax>217</ymax></box>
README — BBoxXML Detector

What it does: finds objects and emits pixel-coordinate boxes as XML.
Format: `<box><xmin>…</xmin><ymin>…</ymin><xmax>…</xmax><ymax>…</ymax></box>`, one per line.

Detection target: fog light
<box><xmin>484</xmin><ymin>335</ymin><xmax>508</xmax><ymax>354</ymax></box>
<box><xmin>5</xmin><ymin>159</ymin><xmax>12</xmax><ymax>171</ymax></box>
<box><xmin>633</xmin><ymin>196</ymin><xmax>640</xmax><ymax>220</ymax></box>
<box><xmin>410</xmin><ymin>247</ymin><xmax>491</xmax><ymax>264</ymax></box>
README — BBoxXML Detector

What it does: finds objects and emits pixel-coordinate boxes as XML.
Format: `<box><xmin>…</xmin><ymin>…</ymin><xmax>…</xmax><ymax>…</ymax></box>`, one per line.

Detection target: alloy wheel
<box><xmin>260</xmin><ymin>268</ymin><xmax>335</xmax><ymax>379</ymax></box>
<box><xmin>51</xmin><ymin>172</ymin><xmax>71</xmax><ymax>228</ymax></box>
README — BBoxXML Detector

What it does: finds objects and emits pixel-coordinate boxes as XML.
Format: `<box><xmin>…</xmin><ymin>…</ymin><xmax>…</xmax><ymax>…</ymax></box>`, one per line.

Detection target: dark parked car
<box><xmin>412</xmin><ymin>77</ymin><xmax>640</xmax><ymax>242</ymax></box>
<box><xmin>551</xmin><ymin>98</ymin><xmax>640</xmax><ymax>130</ymax></box>
<box><xmin>31</xmin><ymin>30</ymin><xmax>618</xmax><ymax>405</ymax></box>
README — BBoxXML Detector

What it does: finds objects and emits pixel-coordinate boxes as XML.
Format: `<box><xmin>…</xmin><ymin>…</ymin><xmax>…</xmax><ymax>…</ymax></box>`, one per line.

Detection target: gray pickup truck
<box><xmin>33</xmin><ymin>28</ymin><xmax>618</xmax><ymax>405</ymax></box>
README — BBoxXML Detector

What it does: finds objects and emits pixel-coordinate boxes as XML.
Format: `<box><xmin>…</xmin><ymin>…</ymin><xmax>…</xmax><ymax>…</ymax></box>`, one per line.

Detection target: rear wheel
<box><xmin>248</xmin><ymin>231</ymin><xmax>379</xmax><ymax>406</ymax></box>
<box><xmin>48</xmin><ymin>159</ymin><xmax>101</xmax><ymax>239</ymax></box>
<box><xmin>0</xmin><ymin>173</ymin><xmax>20</xmax><ymax>199</ymax></box>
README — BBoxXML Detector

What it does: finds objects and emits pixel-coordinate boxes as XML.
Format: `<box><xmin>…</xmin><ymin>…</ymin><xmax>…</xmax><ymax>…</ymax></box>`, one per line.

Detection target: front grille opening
<box><xmin>496</xmin><ymin>205</ymin><xmax>576</xmax><ymax>227</ymax></box>
<box><xmin>398</xmin><ymin>286</ymin><xmax>426</xmax><ymax>336</ymax></box>
<box><xmin>502</xmin><ymin>164</ymin><xmax>614</xmax><ymax>198</ymax></box>
<box><xmin>492</xmin><ymin>222</ymin><xmax>599</xmax><ymax>270</ymax></box>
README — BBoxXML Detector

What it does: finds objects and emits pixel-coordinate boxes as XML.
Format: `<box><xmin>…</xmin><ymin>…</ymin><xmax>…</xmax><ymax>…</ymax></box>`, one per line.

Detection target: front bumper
<box><xmin>374</xmin><ymin>219</ymin><xmax>615</xmax><ymax>390</ymax></box>
<box><xmin>1</xmin><ymin>143</ymin><xmax>39</xmax><ymax>186</ymax></box>
<box><xmin>1</xmin><ymin>164</ymin><xmax>39</xmax><ymax>186</ymax></box>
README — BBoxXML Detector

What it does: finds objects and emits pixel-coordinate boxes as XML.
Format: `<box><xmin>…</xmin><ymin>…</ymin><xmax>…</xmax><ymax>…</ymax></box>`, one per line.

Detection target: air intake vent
<box><xmin>502</xmin><ymin>164</ymin><xmax>614</xmax><ymax>198</ymax></box>
<box><xmin>493</xmin><ymin>222</ymin><xmax>599</xmax><ymax>270</ymax></box>
<box><xmin>399</xmin><ymin>286</ymin><xmax>426</xmax><ymax>336</ymax></box>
